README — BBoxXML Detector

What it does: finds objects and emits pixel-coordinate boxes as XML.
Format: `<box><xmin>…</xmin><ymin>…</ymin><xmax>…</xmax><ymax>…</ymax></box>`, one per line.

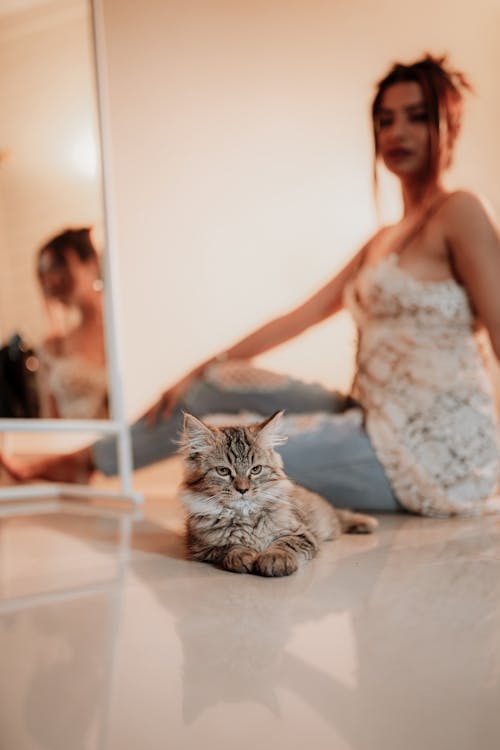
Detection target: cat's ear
<box><xmin>181</xmin><ymin>412</ymin><xmax>216</xmax><ymax>455</ymax></box>
<box><xmin>257</xmin><ymin>410</ymin><xmax>288</xmax><ymax>448</ymax></box>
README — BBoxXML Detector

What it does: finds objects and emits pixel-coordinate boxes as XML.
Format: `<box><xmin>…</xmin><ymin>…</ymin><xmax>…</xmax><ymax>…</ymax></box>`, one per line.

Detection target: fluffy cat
<box><xmin>179</xmin><ymin>411</ymin><xmax>378</xmax><ymax>577</ymax></box>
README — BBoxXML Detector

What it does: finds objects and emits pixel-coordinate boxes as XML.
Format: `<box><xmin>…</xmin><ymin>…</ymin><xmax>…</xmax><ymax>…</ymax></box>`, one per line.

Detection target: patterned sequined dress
<box><xmin>344</xmin><ymin>252</ymin><xmax>500</xmax><ymax>516</ymax></box>
<box><xmin>38</xmin><ymin>349</ymin><xmax>108</xmax><ymax>419</ymax></box>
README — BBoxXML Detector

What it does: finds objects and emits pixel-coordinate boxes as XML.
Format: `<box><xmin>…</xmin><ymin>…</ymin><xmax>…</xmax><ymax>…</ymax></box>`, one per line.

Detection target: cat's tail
<box><xmin>336</xmin><ymin>509</ymin><xmax>378</xmax><ymax>534</ymax></box>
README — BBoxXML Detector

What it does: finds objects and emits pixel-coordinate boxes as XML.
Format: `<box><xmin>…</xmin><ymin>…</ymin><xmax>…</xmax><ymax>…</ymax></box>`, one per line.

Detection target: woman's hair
<box><xmin>37</xmin><ymin>227</ymin><xmax>98</xmax><ymax>279</ymax></box>
<box><xmin>371</xmin><ymin>53</ymin><xmax>473</xmax><ymax>183</ymax></box>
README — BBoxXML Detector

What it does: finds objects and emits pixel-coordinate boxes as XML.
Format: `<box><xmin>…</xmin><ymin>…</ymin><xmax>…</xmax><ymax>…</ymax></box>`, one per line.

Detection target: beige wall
<box><xmin>98</xmin><ymin>0</ymin><xmax>500</xmax><ymax>419</ymax></box>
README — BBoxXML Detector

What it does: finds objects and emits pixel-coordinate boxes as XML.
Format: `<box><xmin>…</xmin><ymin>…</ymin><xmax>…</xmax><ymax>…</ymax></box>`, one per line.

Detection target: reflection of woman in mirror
<box><xmin>35</xmin><ymin>228</ymin><xmax>108</xmax><ymax>419</ymax></box>
<box><xmin>3</xmin><ymin>54</ymin><xmax>500</xmax><ymax>517</ymax></box>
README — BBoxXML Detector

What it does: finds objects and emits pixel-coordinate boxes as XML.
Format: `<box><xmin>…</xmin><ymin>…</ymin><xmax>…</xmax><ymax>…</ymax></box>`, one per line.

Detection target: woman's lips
<box><xmin>385</xmin><ymin>147</ymin><xmax>413</xmax><ymax>159</ymax></box>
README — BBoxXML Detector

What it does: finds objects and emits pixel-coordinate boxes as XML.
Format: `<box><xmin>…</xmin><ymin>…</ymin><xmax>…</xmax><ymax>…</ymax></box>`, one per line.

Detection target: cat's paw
<box><xmin>254</xmin><ymin>549</ymin><xmax>298</xmax><ymax>577</ymax></box>
<box><xmin>222</xmin><ymin>546</ymin><xmax>257</xmax><ymax>574</ymax></box>
<box><xmin>346</xmin><ymin>514</ymin><xmax>379</xmax><ymax>534</ymax></box>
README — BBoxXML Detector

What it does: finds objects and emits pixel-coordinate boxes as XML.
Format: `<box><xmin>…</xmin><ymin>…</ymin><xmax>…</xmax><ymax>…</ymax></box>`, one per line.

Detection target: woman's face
<box><xmin>375</xmin><ymin>81</ymin><xmax>433</xmax><ymax>181</ymax></box>
<box><xmin>38</xmin><ymin>248</ymin><xmax>98</xmax><ymax>307</ymax></box>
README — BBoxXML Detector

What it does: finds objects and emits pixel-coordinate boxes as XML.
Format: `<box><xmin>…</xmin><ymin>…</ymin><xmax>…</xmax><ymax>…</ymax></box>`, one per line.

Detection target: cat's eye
<box><xmin>250</xmin><ymin>465</ymin><xmax>262</xmax><ymax>475</ymax></box>
<box><xmin>215</xmin><ymin>466</ymin><xmax>231</xmax><ymax>476</ymax></box>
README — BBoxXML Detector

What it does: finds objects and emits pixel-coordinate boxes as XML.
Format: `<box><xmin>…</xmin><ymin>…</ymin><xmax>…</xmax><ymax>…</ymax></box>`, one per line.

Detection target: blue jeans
<box><xmin>92</xmin><ymin>374</ymin><xmax>401</xmax><ymax>512</ymax></box>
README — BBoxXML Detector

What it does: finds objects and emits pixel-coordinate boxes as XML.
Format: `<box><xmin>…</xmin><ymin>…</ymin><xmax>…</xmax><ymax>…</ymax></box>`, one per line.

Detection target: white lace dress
<box><xmin>344</xmin><ymin>252</ymin><xmax>500</xmax><ymax>517</ymax></box>
<box><xmin>38</xmin><ymin>349</ymin><xmax>108</xmax><ymax>419</ymax></box>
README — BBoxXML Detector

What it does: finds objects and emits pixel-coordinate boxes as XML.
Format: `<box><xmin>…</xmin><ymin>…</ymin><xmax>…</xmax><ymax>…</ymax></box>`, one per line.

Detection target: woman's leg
<box><xmin>93</xmin><ymin>364</ymin><xmax>401</xmax><ymax>511</ymax></box>
<box><xmin>276</xmin><ymin>412</ymin><xmax>402</xmax><ymax>512</ymax></box>
<box><xmin>92</xmin><ymin>396</ymin><xmax>400</xmax><ymax>512</ymax></box>
<box><xmin>0</xmin><ymin>364</ymin><xmax>345</xmax><ymax>483</ymax></box>
<box><xmin>0</xmin><ymin>364</ymin><xmax>401</xmax><ymax>511</ymax></box>
<box><xmin>92</xmin><ymin>366</ymin><xmax>349</xmax><ymax>476</ymax></box>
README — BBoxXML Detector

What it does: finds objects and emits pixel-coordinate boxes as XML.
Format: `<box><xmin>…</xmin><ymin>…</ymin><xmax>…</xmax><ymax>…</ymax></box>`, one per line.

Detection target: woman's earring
<box><xmin>92</xmin><ymin>279</ymin><xmax>104</xmax><ymax>292</ymax></box>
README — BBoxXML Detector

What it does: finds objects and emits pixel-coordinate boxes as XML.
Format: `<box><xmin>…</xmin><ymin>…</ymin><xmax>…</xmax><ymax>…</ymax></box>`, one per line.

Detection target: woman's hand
<box><xmin>143</xmin><ymin>370</ymin><xmax>200</xmax><ymax>426</ymax></box>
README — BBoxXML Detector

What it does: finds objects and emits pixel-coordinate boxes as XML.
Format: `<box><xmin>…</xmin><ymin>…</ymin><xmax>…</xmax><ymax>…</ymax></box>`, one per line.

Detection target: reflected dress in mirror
<box><xmin>35</xmin><ymin>228</ymin><xmax>108</xmax><ymax>419</ymax></box>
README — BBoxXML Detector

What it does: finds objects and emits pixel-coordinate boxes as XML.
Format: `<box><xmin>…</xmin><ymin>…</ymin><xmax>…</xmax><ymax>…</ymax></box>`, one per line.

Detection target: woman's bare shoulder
<box><xmin>439</xmin><ymin>189</ymin><xmax>500</xmax><ymax>280</ymax></box>
<box><xmin>369</xmin><ymin>224</ymin><xmax>394</xmax><ymax>242</ymax></box>
<box><xmin>438</xmin><ymin>190</ymin><xmax>499</xmax><ymax>256</ymax></box>
<box><xmin>39</xmin><ymin>335</ymin><xmax>64</xmax><ymax>357</ymax></box>
<box><xmin>360</xmin><ymin>224</ymin><xmax>395</xmax><ymax>263</ymax></box>
<box><xmin>441</xmin><ymin>189</ymin><xmax>498</xmax><ymax>226</ymax></box>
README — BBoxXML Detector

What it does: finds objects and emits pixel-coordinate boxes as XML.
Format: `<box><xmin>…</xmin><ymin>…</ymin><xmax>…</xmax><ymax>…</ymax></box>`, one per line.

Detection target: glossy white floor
<box><xmin>1</xmin><ymin>457</ymin><xmax>500</xmax><ymax>750</ymax></box>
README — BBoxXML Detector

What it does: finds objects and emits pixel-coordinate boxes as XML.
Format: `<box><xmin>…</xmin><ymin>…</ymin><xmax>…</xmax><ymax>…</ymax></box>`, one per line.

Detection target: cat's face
<box><xmin>180</xmin><ymin>412</ymin><xmax>288</xmax><ymax>513</ymax></box>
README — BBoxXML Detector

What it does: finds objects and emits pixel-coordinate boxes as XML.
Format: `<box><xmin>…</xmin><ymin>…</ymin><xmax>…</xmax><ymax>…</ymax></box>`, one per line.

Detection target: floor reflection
<box><xmin>0</xmin><ymin>504</ymin><xmax>134</xmax><ymax>750</ymax></box>
<box><xmin>1</xmin><ymin>504</ymin><xmax>500</xmax><ymax>750</ymax></box>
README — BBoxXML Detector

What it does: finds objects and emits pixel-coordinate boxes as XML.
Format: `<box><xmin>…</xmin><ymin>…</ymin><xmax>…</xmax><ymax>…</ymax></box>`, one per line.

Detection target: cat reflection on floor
<box><xmin>179</xmin><ymin>411</ymin><xmax>377</xmax><ymax>577</ymax></box>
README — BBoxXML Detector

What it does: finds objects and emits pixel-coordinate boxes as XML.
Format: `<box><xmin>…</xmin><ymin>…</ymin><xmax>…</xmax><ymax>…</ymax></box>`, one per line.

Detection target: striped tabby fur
<box><xmin>179</xmin><ymin>411</ymin><xmax>378</xmax><ymax>577</ymax></box>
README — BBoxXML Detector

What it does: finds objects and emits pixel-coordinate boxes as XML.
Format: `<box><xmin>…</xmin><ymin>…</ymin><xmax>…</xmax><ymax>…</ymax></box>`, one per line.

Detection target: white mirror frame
<box><xmin>0</xmin><ymin>0</ymin><xmax>142</xmax><ymax>507</ymax></box>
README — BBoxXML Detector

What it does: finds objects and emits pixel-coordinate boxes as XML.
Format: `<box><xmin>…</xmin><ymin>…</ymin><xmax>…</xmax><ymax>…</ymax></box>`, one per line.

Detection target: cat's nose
<box><xmin>234</xmin><ymin>480</ymin><xmax>250</xmax><ymax>494</ymax></box>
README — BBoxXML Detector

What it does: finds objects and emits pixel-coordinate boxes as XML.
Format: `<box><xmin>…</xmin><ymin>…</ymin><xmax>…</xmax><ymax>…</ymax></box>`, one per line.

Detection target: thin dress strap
<box><xmin>393</xmin><ymin>191</ymin><xmax>457</xmax><ymax>258</ymax></box>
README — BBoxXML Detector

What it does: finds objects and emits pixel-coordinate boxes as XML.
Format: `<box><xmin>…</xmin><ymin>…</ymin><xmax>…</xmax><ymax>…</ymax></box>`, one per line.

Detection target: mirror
<box><xmin>0</xmin><ymin>0</ymin><xmax>108</xmax><ymax>419</ymax></box>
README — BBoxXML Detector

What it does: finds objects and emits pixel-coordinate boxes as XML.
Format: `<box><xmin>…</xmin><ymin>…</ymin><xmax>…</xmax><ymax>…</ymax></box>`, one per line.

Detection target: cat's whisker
<box><xmin>202</xmin><ymin>491</ymin><xmax>228</xmax><ymax>506</ymax></box>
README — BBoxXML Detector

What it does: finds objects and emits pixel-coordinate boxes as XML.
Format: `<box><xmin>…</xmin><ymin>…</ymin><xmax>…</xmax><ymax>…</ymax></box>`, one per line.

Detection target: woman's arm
<box><xmin>210</xmin><ymin>244</ymin><xmax>368</xmax><ymax>365</ymax></box>
<box><xmin>445</xmin><ymin>191</ymin><xmax>500</xmax><ymax>359</ymax></box>
<box><xmin>36</xmin><ymin>358</ymin><xmax>59</xmax><ymax>418</ymax></box>
<box><xmin>146</xmin><ymin>241</ymin><xmax>371</xmax><ymax>422</ymax></box>
<box><xmin>36</xmin><ymin>337</ymin><xmax>63</xmax><ymax>418</ymax></box>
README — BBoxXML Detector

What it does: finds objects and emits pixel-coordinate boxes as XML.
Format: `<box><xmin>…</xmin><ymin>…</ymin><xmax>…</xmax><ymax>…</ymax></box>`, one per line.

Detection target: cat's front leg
<box><xmin>188</xmin><ymin>542</ymin><xmax>228</xmax><ymax>566</ymax></box>
<box><xmin>222</xmin><ymin>545</ymin><xmax>258</xmax><ymax>574</ymax></box>
<box><xmin>254</xmin><ymin>532</ymin><xmax>317</xmax><ymax>577</ymax></box>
